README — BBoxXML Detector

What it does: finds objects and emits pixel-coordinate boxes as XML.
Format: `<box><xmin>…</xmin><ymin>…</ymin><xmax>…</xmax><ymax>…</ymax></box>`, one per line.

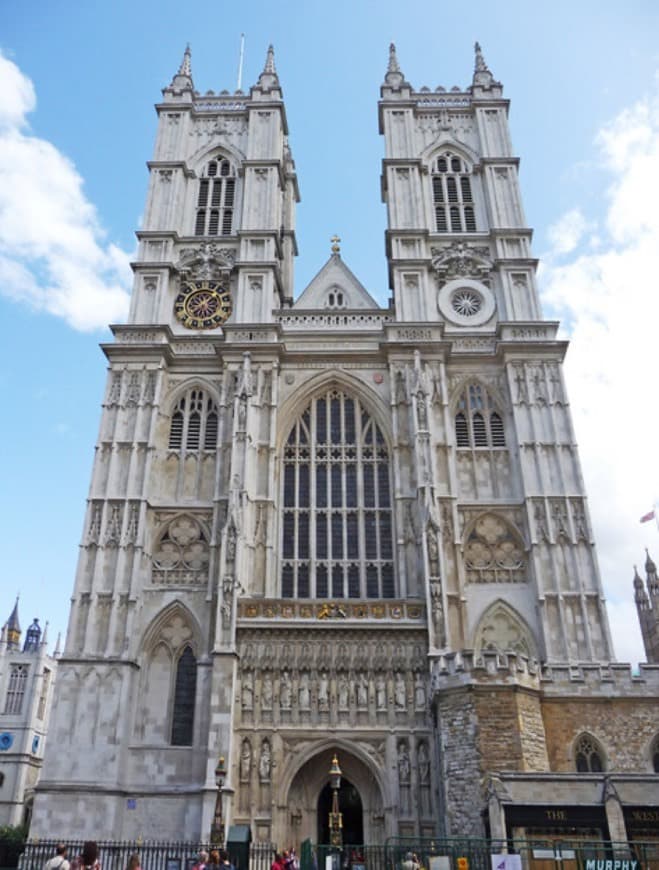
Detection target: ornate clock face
<box><xmin>174</xmin><ymin>280</ymin><xmax>232</xmax><ymax>329</ymax></box>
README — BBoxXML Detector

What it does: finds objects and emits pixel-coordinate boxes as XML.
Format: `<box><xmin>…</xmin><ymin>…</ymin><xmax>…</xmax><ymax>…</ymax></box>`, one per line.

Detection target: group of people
<box><xmin>192</xmin><ymin>850</ymin><xmax>235</xmax><ymax>870</ymax></box>
<box><xmin>271</xmin><ymin>848</ymin><xmax>299</xmax><ymax>870</ymax></box>
<box><xmin>44</xmin><ymin>843</ymin><xmax>143</xmax><ymax>870</ymax></box>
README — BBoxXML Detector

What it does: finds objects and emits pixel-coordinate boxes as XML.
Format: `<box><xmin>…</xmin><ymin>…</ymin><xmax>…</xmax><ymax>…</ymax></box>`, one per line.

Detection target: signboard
<box><xmin>491</xmin><ymin>856</ymin><xmax>522</xmax><ymax>870</ymax></box>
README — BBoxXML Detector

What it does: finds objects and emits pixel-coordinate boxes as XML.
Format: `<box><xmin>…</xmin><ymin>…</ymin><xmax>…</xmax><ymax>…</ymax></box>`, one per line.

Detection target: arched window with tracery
<box><xmin>168</xmin><ymin>389</ymin><xmax>218</xmax><ymax>452</ymax></box>
<box><xmin>575</xmin><ymin>733</ymin><xmax>605</xmax><ymax>772</ymax></box>
<box><xmin>194</xmin><ymin>156</ymin><xmax>237</xmax><ymax>237</ymax></box>
<box><xmin>455</xmin><ymin>383</ymin><xmax>506</xmax><ymax>448</ymax></box>
<box><xmin>432</xmin><ymin>151</ymin><xmax>477</xmax><ymax>233</ymax></box>
<box><xmin>170</xmin><ymin>645</ymin><xmax>197</xmax><ymax>746</ymax></box>
<box><xmin>281</xmin><ymin>389</ymin><xmax>394</xmax><ymax>599</ymax></box>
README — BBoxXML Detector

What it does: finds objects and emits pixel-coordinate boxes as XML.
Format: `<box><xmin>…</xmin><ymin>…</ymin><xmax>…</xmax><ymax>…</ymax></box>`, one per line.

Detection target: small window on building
<box><xmin>4</xmin><ymin>664</ymin><xmax>29</xmax><ymax>715</ymax></box>
<box><xmin>575</xmin><ymin>734</ymin><xmax>605</xmax><ymax>773</ymax></box>
<box><xmin>168</xmin><ymin>389</ymin><xmax>219</xmax><ymax>453</ymax></box>
<box><xmin>454</xmin><ymin>383</ymin><xmax>506</xmax><ymax>448</ymax></box>
<box><xmin>432</xmin><ymin>152</ymin><xmax>477</xmax><ymax>234</ymax></box>
<box><xmin>651</xmin><ymin>735</ymin><xmax>659</xmax><ymax>773</ymax></box>
<box><xmin>194</xmin><ymin>158</ymin><xmax>237</xmax><ymax>237</ymax></box>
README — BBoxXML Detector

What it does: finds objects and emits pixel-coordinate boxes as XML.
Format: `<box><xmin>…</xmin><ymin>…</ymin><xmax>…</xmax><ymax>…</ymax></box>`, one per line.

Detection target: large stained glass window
<box><xmin>281</xmin><ymin>390</ymin><xmax>394</xmax><ymax>599</ymax></box>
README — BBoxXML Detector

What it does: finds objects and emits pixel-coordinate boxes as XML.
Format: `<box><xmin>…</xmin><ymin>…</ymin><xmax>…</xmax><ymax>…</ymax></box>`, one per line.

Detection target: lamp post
<box><xmin>328</xmin><ymin>753</ymin><xmax>343</xmax><ymax>848</ymax></box>
<box><xmin>211</xmin><ymin>755</ymin><xmax>227</xmax><ymax>846</ymax></box>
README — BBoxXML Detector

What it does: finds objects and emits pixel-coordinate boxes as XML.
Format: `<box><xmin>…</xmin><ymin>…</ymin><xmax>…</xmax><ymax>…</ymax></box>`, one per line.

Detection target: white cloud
<box><xmin>546</xmin><ymin>208</ymin><xmax>588</xmax><ymax>255</ymax></box>
<box><xmin>540</xmin><ymin>84</ymin><xmax>659</xmax><ymax>665</ymax></box>
<box><xmin>0</xmin><ymin>52</ymin><xmax>131</xmax><ymax>330</ymax></box>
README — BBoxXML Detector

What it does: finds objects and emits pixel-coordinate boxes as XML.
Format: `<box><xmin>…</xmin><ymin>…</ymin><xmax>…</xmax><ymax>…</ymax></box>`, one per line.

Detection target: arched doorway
<box><xmin>317</xmin><ymin>778</ymin><xmax>363</xmax><ymax>845</ymax></box>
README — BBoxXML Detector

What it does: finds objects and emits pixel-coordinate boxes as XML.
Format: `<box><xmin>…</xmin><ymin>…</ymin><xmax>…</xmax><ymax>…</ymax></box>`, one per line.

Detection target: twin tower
<box><xmin>30</xmin><ymin>44</ymin><xmax>659</xmax><ymax>847</ymax></box>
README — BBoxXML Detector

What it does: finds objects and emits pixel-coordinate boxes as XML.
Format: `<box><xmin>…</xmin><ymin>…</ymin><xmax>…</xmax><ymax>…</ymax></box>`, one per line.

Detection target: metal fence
<box><xmin>16</xmin><ymin>841</ymin><xmax>274</xmax><ymax>870</ymax></box>
<box><xmin>304</xmin><ymin>839</ymin><xmax>659</xmax><ymax>870</ymax></box>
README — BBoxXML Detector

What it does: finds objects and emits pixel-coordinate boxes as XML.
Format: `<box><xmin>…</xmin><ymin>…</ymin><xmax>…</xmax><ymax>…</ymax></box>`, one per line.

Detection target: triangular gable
<box><xmin>294</xmin><ymin>254</ymin><xmax>382</xmax><ymax>310</ymax></box>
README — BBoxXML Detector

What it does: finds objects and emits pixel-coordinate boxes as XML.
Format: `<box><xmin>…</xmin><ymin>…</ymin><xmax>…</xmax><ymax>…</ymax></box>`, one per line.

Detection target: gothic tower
<box><xmin>31</xmin><ymin>44</ymin><xmax>657</xmax><ymax>848</ymax></box>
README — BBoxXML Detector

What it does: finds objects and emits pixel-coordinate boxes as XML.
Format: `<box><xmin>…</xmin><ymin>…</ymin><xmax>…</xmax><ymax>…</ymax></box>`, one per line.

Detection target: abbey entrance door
<box><xmin>317</xmin><ymin>779</ymin><xmax>364</xmax><ymax>845</ymax></box>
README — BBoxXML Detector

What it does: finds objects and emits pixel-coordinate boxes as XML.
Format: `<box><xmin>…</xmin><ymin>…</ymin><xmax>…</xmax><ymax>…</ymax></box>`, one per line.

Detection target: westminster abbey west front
<box><xmin>31</xmin><ymin>45</ymin><xmax>659</xmax><ymax>847</ymax></box>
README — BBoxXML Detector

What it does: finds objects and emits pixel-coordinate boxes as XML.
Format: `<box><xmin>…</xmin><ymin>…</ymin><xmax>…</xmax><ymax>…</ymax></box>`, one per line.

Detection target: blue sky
<box><xmin>2</xmin><ymin>0</ymin><xmax>659</xmax><ymax>664</ymax></box>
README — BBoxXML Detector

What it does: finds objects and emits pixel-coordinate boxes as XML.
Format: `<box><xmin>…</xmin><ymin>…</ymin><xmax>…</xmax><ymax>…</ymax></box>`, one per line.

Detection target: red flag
<box><xmin>640</xmin><ymin>510</ymin><xmax>655</xmax><ymax>523</ymax></box>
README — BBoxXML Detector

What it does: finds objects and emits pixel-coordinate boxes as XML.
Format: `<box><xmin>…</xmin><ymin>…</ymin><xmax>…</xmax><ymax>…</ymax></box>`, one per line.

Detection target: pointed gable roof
<box><xmin>294</xmin><ymin>253</ymin><xmax>382</xmax><ymax>310</ymax></box>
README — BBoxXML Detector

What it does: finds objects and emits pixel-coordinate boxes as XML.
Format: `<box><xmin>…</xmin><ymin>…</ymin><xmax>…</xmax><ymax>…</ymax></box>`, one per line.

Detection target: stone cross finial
<box><xmin>330</xmin><ymin>235</ymin><xmax>341</xmax><ymax>255</ymax></box>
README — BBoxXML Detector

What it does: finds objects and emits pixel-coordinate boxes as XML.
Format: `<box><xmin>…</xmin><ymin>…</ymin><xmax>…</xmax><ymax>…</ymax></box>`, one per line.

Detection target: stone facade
<box><xmin>30</xmin><ymin>43</ymin><xmax>658</xmax><ymax>846</ymax></box>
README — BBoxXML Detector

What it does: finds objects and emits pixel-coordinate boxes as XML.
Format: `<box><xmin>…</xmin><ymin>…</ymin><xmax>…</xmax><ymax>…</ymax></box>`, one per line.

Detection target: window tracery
<box><xmin>432</xmin><ymin>152</ymin><xmax>477</xmax><ymax>234</ymax></box>
<box><xmin>455</xmin><ymin>383</ymin><xmax>505</xmax><ymax>448</ymax></box>
<box><xmin>465</xmin><ymin>515</ymin><xmax>526</xmax><ymax>583</ymax></box>
<box><xmin>152</xmin><ymin>515</ymin><xmax>210</xmax><ymax>586</ymax></box>
<box><xmin>168</xmin><ymin>389</ymin><xmax>218</xmax><ymax>452</ymax></box>
<box><xmin>575</xmin><ymin>733</ymin><xmax>605</xmax><ymax>772</ymax></box>
<box><xmin>281</xmin><ymin>389</ymin><xmax>394</xmax><ymax>599</ymax></box>
<box><xmin>4</xmin><ymin>664</ymin><xmax>28</xmax><ymax>715</ymax></box>
<box><xmin>194</xmin><ymin>157</ymin><xmax>237</xmax><ymax>237</ymax></box>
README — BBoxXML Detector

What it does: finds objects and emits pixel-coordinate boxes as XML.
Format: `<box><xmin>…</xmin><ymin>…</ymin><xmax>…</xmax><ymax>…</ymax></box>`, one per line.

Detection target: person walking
<box><xmin>71</xmin><ymin>842</ymin><xmax>101</xmax><ymax>870</ymax></box>
<box><xmin>126</xmin><ymin>855</ymin><xmax>141</xmax><ymax>870</ymax></box>
<box><xmin>44</xmin><ymin>844</ymin><xmax>70</xmax><ymax>870</ymax></box>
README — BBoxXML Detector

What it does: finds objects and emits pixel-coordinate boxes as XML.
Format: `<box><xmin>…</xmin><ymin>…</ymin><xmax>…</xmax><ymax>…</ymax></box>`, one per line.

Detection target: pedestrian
<box><xmin>219</xmin><ymin>850</ymin><xmax>235</xmax><ymax>870</ymax></box>
<box><xmin>71</xmin><ymin>842</ymin><xmax>101</xmax><ymax>870</ymax></box>
<box><xmin>126</xmin><ymin>855</ymin><xmax>141</xmax><ymax>870</ymax></box>
<box><xmin>44</xmin><ymin>844</ymin><xmax>70</xmax><ymax>870</ymax></box>
<box><xmin>208</xmin><ymin>853</ymin><xmax>220</xmax><ymax>869</ymax></box>
<box><xmin>271</xmin><ymin>852</ymin><xmax>284</xmax><ymax>870</ymax></box>
<box><xmin>193</xmin><ymin>852</ymin><xmax>209</xmax><ymax>870</ymax></box>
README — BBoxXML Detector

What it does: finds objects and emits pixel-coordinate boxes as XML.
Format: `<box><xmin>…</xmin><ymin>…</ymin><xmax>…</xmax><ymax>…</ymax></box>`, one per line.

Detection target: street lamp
<box><xmin>211</xmin><ymin>755</ymin><xmax>227</xmax><ymax>846</ymax></box>
<box><xmin>328</xmin><ymin>753</ymin><xmax>343</xmax><ymax>848</ymax></box>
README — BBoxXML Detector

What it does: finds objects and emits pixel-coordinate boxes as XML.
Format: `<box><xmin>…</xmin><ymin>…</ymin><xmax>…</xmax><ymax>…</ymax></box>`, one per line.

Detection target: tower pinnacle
<box><xmin>178</xmin><ymin>44</ymin><xmax>192</xmax><ymax>78</ymax></box>
<box><xmin>474</xmin><ymin>41</ymin><xmax>489</xmax><ymax>73</ymax></box>
<box><xmin>383</xmin><ymin>42</ymin><xmax>408</xmax><ymax>91</ymax></box>
<box><xmin>388</xmin><ymin>43</ymin><xmax>400</xmax><ymax>74</ymax></box>
<box><xmin>256</xmin><ymin>44</ymin><xmax>280</xmax><ymax>92</ymax></box>
<box><xmin>264</xmin><ymin>44</ymin><xmax>276</xmax><ymax>75</ymax></box>
<box><xmin>5</xmin><ymin>596</ymin><xmax>21</xmax><ymax>650</ymax></box>
<box><xmin>471</xmin><ymin>40</ymin><xmax>501</xmax><ymax>93</ymax></box>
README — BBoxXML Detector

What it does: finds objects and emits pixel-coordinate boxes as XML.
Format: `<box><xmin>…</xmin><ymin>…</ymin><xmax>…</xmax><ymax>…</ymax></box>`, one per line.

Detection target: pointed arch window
<box><xmin>575</xmin><ymin>734</ymin><xmax>605</xmax><ymax>773</ymax></box>
<box><xmin>170</xmin><ymin>645</ymin><xmax>197</xmax><ymax>746</ymax></box>
<box><xmin>455</xmin><ymin>383</ymin><xmax>506</xmax><ymax>448</ymax></box>
<box><xmin>168</xmin><ymin>389</ymin><xmax>219</xmax><ymax>452</ymax></box>
<box><xmin>651</xmin><ymin>735</ymin><xmax>659</xmax><ymax>773</ymax></box>
<box><xmin>194</xmin><ymin>157</ymin><xmax>237</xmax><ymax>237</ymax></box>
<box><xmin>4</xmin><ymin>664</ymin><xmax>29</xmax><ymax>715</ymax></box>
<box><xmin>432</xmin><ymin>152</ymin><xmax>477</xmax><ymax>234</ymax></box>
<box><xmin>281</xmin><ymin>390</ymin><xmax>395</xmax><ymax>599</ymax></box>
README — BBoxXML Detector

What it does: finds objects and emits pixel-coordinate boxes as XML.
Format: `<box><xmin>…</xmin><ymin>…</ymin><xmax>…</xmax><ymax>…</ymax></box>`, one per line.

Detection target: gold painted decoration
<box><xmin>174</xmin><ymin>279</ymin><xmax>232</xmax><ymax>329</ymax></box>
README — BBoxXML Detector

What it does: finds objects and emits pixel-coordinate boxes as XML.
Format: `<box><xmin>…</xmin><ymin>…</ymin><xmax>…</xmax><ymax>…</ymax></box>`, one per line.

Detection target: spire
<box><xmin>54</xmin><ymin>632</ymin><xmax>62</xmax><ymax>657</ymax></box>
<box><xmin>23</xmin><ymin>617</ymin><xmax>42</xmax><ymax>652</ymax></box>
<box><xmin>5</xmin><ymin>597</ymin><xmax>21</xmax><ymax>650</ymax></box>
<box><xmin>634</xmin><ymin>565</ymin><xmax>649</xmax><ymax>609</ymax></box>
<box><xmin>471</xmin><ymin>40</ymin><xmax>501</xmax><ymax>93</ymax></box>
<box><xmin>178</xmin><ymin>44</ymin><xmax>192</xmax><ymax>78</ymax></box>
<box><xmin>264</xmin><ymin>44</ymin><xmax>276</xmax><ymax>75</ymax></box>
<box><xmin>165</xmin><ymin>44</ymin><xmax>194</xmax><ymax>96</ymax></box>
<box><xmin>646</xmin><ymin>549</ymin><xmax>659</xmax><ymax>596</ymax></box>
<box><xmin>256</xmin><ymin>44</ymin><xmax>280</xmax><ymax>91</ymax></box>
<box><xmin>474</xmin><ymin>41</ymin><xmax>489</xmax><ymax>73</ymax></box>
<box><xmin>388</xmin><ymin>43</ymin><xmax>400</xmax><ymax>74</ymax></box>
<box><xmin>383</xmin><ymin>42</ymin><xmax>408</xmax><ymax>90</ymax></box>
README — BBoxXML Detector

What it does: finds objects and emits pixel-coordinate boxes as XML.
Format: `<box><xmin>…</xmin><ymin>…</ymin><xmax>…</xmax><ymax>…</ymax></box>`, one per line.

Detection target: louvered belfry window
<box><xmin>194</xmin><ymin>158</ymin><xmax>236</xmax><ymax>237</ymax></box>
<box><xmin>455</xmin><ymin>384</ymin><xmax>506</xmax><ymax>448</ymax></box>
<box><xmin>432</xmin><ymin>152</ymin><xmax>476</xmax><ymax>233</ymax></box>
<box><xmin>168</xmin><ymin>389</ymin><xmax>219</xmax><ymax>452</ymax></box>
<box><xmin>281</xmin><ymin>390</ymin><xmax>395</xmax><ymax>599</ymax></box>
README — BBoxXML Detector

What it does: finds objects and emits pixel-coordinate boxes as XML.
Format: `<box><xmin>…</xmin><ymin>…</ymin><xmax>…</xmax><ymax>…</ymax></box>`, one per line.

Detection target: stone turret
<box><xmin>635</xmin><ymin>551</ymin><xmax>659</xmax><ymax>662</ymax></box>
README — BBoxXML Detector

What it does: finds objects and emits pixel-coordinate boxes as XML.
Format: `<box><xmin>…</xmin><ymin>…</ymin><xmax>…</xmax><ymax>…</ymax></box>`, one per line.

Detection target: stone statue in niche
<box><xmin>430</xmin><ymin>579</ymin><xmax>445</xmax><ymax>647</ymax></box>
<box><xmin>318</xmin><ymin>670</ymin><xmax>329</xmax><ymax>709</ymax></box>
<box><xmin>394</xmin><ymin>672</ymin><xmax>407</xmax><ymax>710</ymax></box>
<box><xmin>240</xmin><ymin>737</ymin><xmax>252</xmax><ymax>781</ymax></box>
<box><xmin>397</xmin><ymin>741</ymin><xmax>411</xmax><ymax>784</ymax></box>
<box><xmin>237</xmin><ymin>395</ymin><xmax>247</xmax><ymax>429</ymax></box>
<box><xmin>395</xmin><ymin>369</ymin><xmax>407</xmax><ymax>405</ymax></box>
<box><xmin>338</xmin><ymin>673</ymin><xmax>350</xmax><ymax>709</ymax></box>
<box><xmin>261</xmin><ymin>672</ymin><xmax>273</xmax><ymax>710</ymax></box>
<box><xmin>514</xmin><ymin>363</ymin><xmax>528</xmax><ymax>403</ymax></box>
<box><xmin>375</xmin><ymin>675</ymin><xmax>387</xmax><ymax>710</ymax></box>
<box><xmin>418</xmin><ymin>741</ymin><xmax>430</xmax><ymax>785</ymax></box>
<box><xmin>414</xmin><ymin>674</ymin><xmax>426</xmax><ymax>709</ymax></box>
<box><xmin>241</xmin><ymin>672</ymin><xmax>254</xmax><ymax>711</ymax></box>
<box><xmin>280</xmin><ymin>669</ymin><xmax>292</xmax><ymax>709</ymax></box>
<box><xmin>259</xmin><ymin>738</ymin><xmax>271</xmax><ymax>782</ymax></box>
<box><xmin>298</xmin><ymin>672</ymin><xmax>310</xmax><ymax>710</ymax></box>
<box><xmin>427</xmin><ymin>526</ymin><xmax>439</xmax><ymax>576</ymax></box>
<box><xmin>357</xmin><ymin>672</ymin><xmax>369</xmax><ymax>708</ymax></box>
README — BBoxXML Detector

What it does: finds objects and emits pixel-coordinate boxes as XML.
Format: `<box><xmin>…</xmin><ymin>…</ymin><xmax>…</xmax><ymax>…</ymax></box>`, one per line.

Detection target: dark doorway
<box><xmin>317</xmin><ymin>778</ymin><xmax>363</xmax><ymax>845</ymax></box>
